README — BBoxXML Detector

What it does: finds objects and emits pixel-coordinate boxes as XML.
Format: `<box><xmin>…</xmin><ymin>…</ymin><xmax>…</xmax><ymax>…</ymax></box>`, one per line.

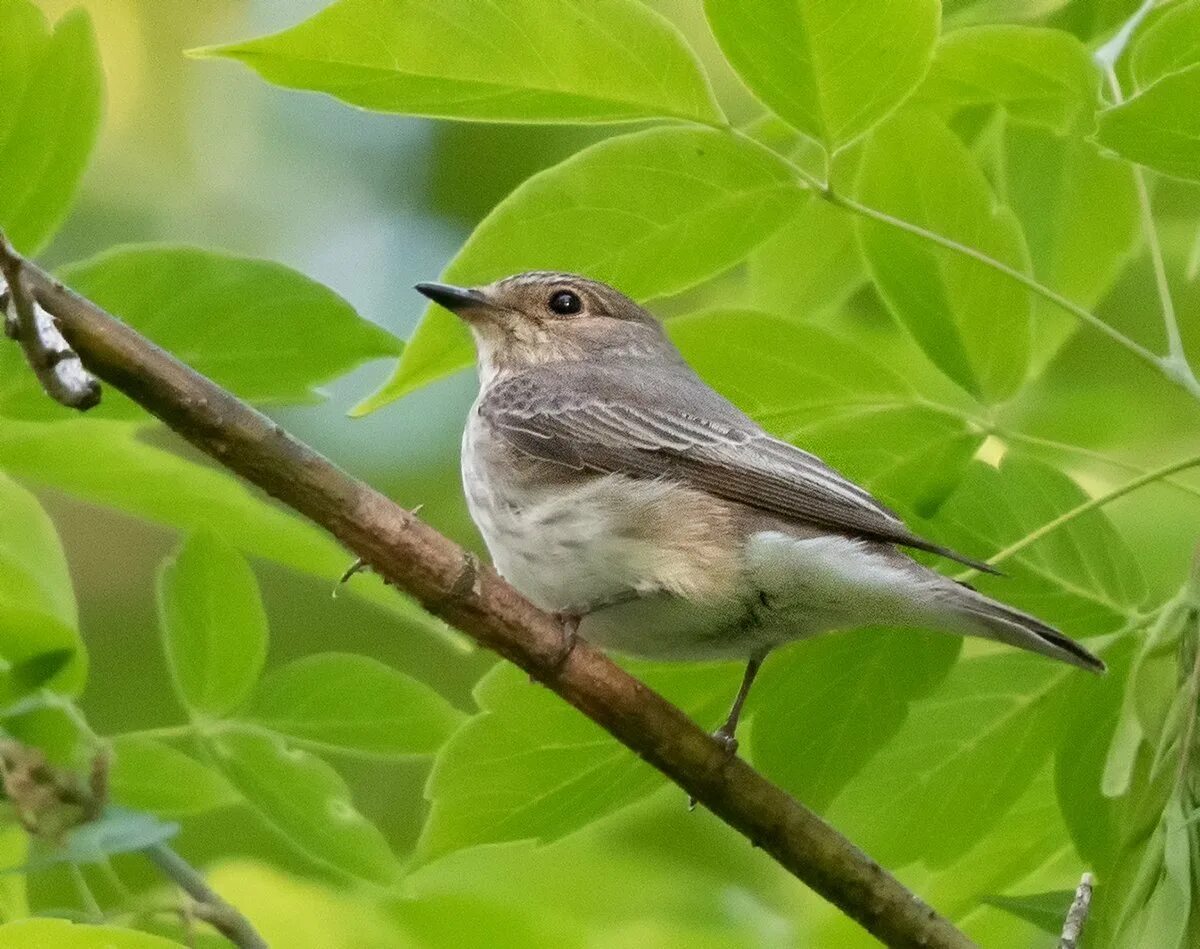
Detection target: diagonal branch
<box><xmin>0</xmin><ymin>241</ymin><xmax>976</xmax><ymax>948</ymax></box>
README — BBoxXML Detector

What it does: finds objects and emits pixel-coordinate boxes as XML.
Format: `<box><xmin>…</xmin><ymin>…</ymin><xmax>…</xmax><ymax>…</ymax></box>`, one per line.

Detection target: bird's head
<box><xmin>415</xmin><ymin>271</ymin><xmax>673</xmax><ymax>379</ymax></box>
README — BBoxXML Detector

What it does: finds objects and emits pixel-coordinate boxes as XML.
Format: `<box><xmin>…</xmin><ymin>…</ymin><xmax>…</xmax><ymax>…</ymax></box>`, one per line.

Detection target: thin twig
<box><xmin>1058</xmin><ymin>872</ymin><xmax>1095</xmax><ymax>949</ymax></box>
<box><xmin>145</xmin><ymin>844</ymin><xmax>267</xmax><ymax>949</ymax></box>
<box><xmin>0</xmin><ymin>233</ymin><xmax>100</xmax><ymax>410</ymax></box>
<box><xmin>6</xmin><ymin>233</ymin><xmax>974</xmax><ymax>948</ymax></box>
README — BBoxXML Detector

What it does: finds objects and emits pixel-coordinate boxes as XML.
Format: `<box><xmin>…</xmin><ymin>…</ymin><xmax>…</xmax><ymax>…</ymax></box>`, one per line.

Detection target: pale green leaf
<box><xmin>248</xmin><ymin>653</ymin><xmax>464</xmax><ymax>758</ymax></box>
<box><xmin>108</xmin><ymin>736</ymin><xmax>239</xmax><ymax>818</ymax></box>
<box><xmin>0</xmin><ymin>919</ymin><xmax>185</xmax><ymax>948</ymax></box>
<box><xmin>0</xmin><ymin>825</ymin><xmax>25</xmax><ymax>923</ymax></box>
<box><xmin>0</xmin><ymin>471</ymin><xmax>74</xmax><ymax>627</ymax></box>
<box><xmin>0</xmin><ymin>418</ymin><xmax>446</xmax><ymax>636</ymax></box>
<box><xmin>197</xmin><ymin>0</ymin><xmax>721</xmax><ymax>125</ymax></box>
<box><xmin>208</xmin><ymin>727</ymin><xmax>397</xmax><ymax>884</ymax></box>
<box><xmin>356</xmin><ymin>128</ymin><xmax>802</xmax><ymax>411</ymax></box>
<box><xmin>1096</xmin><ymin>65</ymin><xmax>1200</xmax><ymax>183</ymax></box>
<box><xmin>748</xmin><ymin>629</ymin><xmax>960</xmax><ymax>811</ymax></box>
<box><xmin>418</xmin><ymin>661</ymin><xmax>738</xmax><ymax>862</ymax></box>
<box><xmin>703</xmin><ymin>0</ymin><xmax>939</xmax><ymax>151</ymax></box>
<box><xmin>668</xmin><ymin>311</ymin><xmax>984</xmax><ymax>517</ymax></box>
<box><xmin>0</xmin><ymin>3</ymin><xmax>102</xmax><ymax>254</ymax></box>
<box><xmin>856</xmin><ymin>111</ymin><xmax>1032</xmax><ymax>402</ymax></box>
<box><xmin>747</xmin><ymin>193</ymin><xmax>865</xmax><ymax>319</ymax></box>
<box><xmin>914</xmin><ymin>25</ymin><xmax>1097</xmax><ymax>133</ymax></box>
<box><xmin>1132</xmin><ymin>0</ymin><xmax>1200</xmax><ymax>88</ymax></box>
<box><xmin>158</xmin><ymin>531</ymin><xmax>268</xmax><ymax>717</ymax></box>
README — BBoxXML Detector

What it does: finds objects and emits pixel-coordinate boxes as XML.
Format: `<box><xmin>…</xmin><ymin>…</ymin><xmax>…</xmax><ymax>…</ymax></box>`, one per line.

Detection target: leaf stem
<box><xmin>146</xmin><ymin>843</ymin><xmax>267</xmax><ymax>949</ymax></box>
<box><xmin>116</xmin><ymin>724</ymin><xmax>197</xmax><ymax>742</ymax></box>
<box><xmin>985</xmin><ymin>452</ymin><xmax>1200</xmax><ymax>568</ymax></box>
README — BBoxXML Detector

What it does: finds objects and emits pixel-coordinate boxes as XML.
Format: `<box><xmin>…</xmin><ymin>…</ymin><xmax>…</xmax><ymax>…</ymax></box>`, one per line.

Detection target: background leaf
<box><xmin>158</xmin><ymin>531</ymin><xmax>269</xmax><ymax>718</ymax></box>
<box><xmin>0</xmin><ymin>919</ymin><xmax>185</xmax><ymax>948</ymax></box>
<box><xmin>856</xmin><ymin>110</ymin><xmax>1032</xmax><ymax>401</ymax></box>
<box><xmin>1096</xmin><ymin>65</ymin><xmax>1200</xmax><ymax>183</ymax></box>
<box><xmin>1132</xmin><ymin>0</ymin><xmax>1200</xmax><ymax>88</ymax></box>
<box><xmin>247</xmin><ymin>652</ymin><xmax>464</xmax><ymax>758</ymax></box>
<box><xmin>199</xmin><ymin>0</ymin><xmax>721</xmax><ymax>125</ymax></box>
<box><xmin>0</xmin><ymin>472</ymin><xmax>74</xmax><ymax>628</ymax></box>
<box><xmin>208</xmin><ymin>727</ymin><xmax>397</xmax><ymax>884</ymax></box>
<box><xmin>108</xmin><ymin>736</ymin><xmax>239</xmax><ymax>818</ymax></box>
<box><xmin>357</xmin><ymin>128</ymin><xmax>803</xmax><ymax>410</ymax></box>
<box><xmin>703</xmin><ymin>0</ymin><xmax>940</xmax><ymax>151</ymax></box>
<box><xmin>0</xmin><ymin>3</ymin><xmax>102</xmax><ymax>254</ymax></box>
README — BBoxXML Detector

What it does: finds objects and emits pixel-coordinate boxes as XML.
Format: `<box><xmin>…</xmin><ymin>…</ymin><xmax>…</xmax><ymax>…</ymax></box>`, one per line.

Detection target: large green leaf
<box><xmin>208</xmin><ymin>727</ymin><xmax>397</xmax><ymax>884</ymax></box>
<box><xmin>703</xmin><ymin>0</ymin><xmax>939</xmax><ymax>152</ymax></box>
<box><xmin>0</xmin><ymin>419</ymin><xmax>445</xmax><ymax>636</ymax></box>
<box><xmin>0</xmin><ymin>919</ymin><xmax>185</xmax><ymax>948</ymax></box>
<box><xmin>108</xmin><ymin>735</ymin><xmax>239</xmax><ymax>818</ymax></box>
<box><xmin>0</xmin><ymin>472</ymin><xmax>74</xmax><ymax>627</ymax></box>
<box><xmin>419</xmin><ymin>661</ymin><xmax>737</xmax><ymax>862</ymax></box>
<box><xmin>856</xmin><ymin>111</ymin><xmax>1032</xmax><ymax>402</ymax></box>
<box><xmin>158</xmin><ymin>531</ymin><xmax>269</xmax><ymax>718</ymax></box>
<box><xmin>197</xmin><ymin>0</ymin><xmax>721</xmax><ymax>125</ymax></box>
<box><xmin>1132</xmin><ymin>0</ymin><xmax>1200</xmax><ymax>88</ymax></box>
<box><xmin>247</xmin><ymin>653</ymin><xmax>464</xmax><ymax>758</ymax></box>
<box><xmin>0</xmin><ymin>246</ymin><xmax>400</xmax><ymax>420</ymax></box>
<box><xmin>356</xmin><ymin>128</ymin><xmax>803</xmax><ymax>411</ymax></box>
<box><xmin>914</xmin><ymin>25</ymin><xmax>1097</xmax><ymax>133</ymax></box>
<box><xmin>748</xmin><ymin>629</ymin><xmax>960</xmax><ymax>812</ymax></box>
<box><xmin>1096</xmin><ymin>65</ymin><xmax>1200</xmax><ymax>183</ymax></box>
<box><xmin>0</xmin><ymin>2</ymin><xmax>102</xmax><ymax>254</ymax></box>
<box><xmin>667</xmin><ymin>310</ymin><xmax>985</xmax><ymax>517</ymax></box>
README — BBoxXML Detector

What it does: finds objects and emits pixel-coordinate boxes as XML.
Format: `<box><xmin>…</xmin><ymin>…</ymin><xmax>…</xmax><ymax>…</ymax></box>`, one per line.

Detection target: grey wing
<box><xmin>481</xmin><ymin>368</ymin><xmax>995</xmax><ymax>573</ymax></box>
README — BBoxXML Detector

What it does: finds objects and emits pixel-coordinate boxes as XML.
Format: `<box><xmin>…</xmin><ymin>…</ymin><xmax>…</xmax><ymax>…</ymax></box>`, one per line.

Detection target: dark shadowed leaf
<box><xmin>197</xmin><ymin>0</ymin><xmax>722</xmax><ymax>126</ymax></box>
<box><xmin>983</xmin><ymin>889</ymin><xmax>1075</xmax><ymax>933</ymax></box>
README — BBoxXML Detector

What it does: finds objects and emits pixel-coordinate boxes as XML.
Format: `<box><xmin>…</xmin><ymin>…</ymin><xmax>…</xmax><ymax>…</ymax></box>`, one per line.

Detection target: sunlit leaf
<box><xmin>247</xmin><ymin>653</ymin><xmax>464</xmax><ymax>758</ymax></box>
<box><xmin>1132</xmin><ymin>0</ymin><xmax>1200</xmax><ymax>88</ymax></box>
<box><xmin>109</xmin><ymin>736</ymin><xmax>239</xmax><ymax>818</ymax></box>
<box><xmin>703</xmin><ymin>0</ymin><xmax>939</xmax><ymax>151</ymax></box>
<box><xmin>208</xmin><ymin>727</ymin><xmax>397</xmax><ymax>884</ymax></box>
<box><xmin>0</xmin><ymin>825</ymin><xmax>27</xmax><ymax>922</ymax></box>
<box><xmin>914</xmin><ymin>25</ymin><xmax>1097</xmax><ymax>133</ymax></box>
<box><xmin>419</xmin><ymin>661</ymin><xmax>737</xmax><ymax>862</ymax></box>
<box><xmin>856</xmin><ymin>111</ymin><xmax>1032</xmax><ymax>402</ymax></box>
<box><xmin>1096</xmin><ymin>65</ymin><xmax>1200</xmax><ymax>184</ymax></box>
<box><xmin>0</xmin><ymin>609</ymin><xmax>84</xmax><ymax>698</ymax></box>
<box><xmin>357</xmin><ymin>128</ymin><xmax>802</xmax><ymax>411</ymax></box>
<box><xmin>197</xmin><ymin>0</ymin><xmax>722</xmax><ymax>125</ymax></box>
<box><xmin>668</xmin><ymin>310</ymin><xmax>984</xmax><ymax>517</ymax></box>
<box><xmin>0</xmin><ymin>3</ymin><xmax>102</xmax><ymax>254</ymax></box>
<box><xmin>158</xmin><ymin>531</ymin><xmax>268</xmax><ymax>717</ymax></box>
<box><xmin>0</xmin><ymin>919</ymin><xmax>185</xmax><ymax>948</ymax></box>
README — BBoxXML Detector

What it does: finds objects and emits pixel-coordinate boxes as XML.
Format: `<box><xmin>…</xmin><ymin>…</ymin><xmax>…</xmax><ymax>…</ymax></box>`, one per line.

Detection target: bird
<box><xmin>416</xmin><ymin>272</ymin><xmax>1104</xmax><ymax>751</ymax></box>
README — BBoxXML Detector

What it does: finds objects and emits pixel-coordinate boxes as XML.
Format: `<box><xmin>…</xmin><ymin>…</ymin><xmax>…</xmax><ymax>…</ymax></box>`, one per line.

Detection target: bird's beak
<box><xmin>415</xmin><ymin>282</ymin><xmax>488</xmax><ymax>315</ymax></box>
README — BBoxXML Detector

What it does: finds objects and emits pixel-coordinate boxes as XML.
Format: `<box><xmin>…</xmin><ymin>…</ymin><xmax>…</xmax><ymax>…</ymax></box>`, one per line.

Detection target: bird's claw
<box><xmin>712</xmin><ymin>727</ymin><xmax>739</xmax><ymax>758</ymax></box>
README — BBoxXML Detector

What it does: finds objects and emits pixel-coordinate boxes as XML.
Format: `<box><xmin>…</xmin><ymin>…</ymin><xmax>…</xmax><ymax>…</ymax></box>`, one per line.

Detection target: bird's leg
<box><xmin>550</xmin><ymin>610</ymin><xmax>582</xmax><ymax>670</ymax></box>
<box><xmin>713</xmin><ymin>652</ymin><xmax>766</xmax><ymax>756</ymax></box>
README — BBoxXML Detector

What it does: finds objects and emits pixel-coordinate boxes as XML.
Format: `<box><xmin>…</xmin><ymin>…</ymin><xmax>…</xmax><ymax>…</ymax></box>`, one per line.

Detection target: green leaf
<box><xmin>0</xmin><ymin>3</ymin><xmax>102</xmax><ymax>254</ymax></box>
<box><xmin>0</xmin><ymin>246</ymin><xmax>400</xmax><ymax>420</ymax></box>
<box><xmin>914</xmin><ymin>25</ymin><xmax>1097</xmax><ymax>133</ymax></box>
<box><xmin>1096</xmin><ymin>65</ymin><xmax>1200</xmax><ymax>183</ymax></box>
<box><xmin>158</xmin><ymin>531</ymin><xmax>269</xmax><ymax>718</ymax></box>
<box><xmin>196</xmin><ymin>0</ymin><xmax>721</xmax><ymax>126</ymax></box>
<box><xmin>0</xmin><ymin>418</ymin><xmax>446</xmax><ymax>637</ymax></box>
<box><xmin>208</xmin><ymin>727</ymin><xmax>397</xmax><ymax>884</ymax></box>
<box><xmin>747</xmin><ymin>193</ymin><xmax>865</xmax><ymax>319</ymax></box>
<box><xmin>0</xmin><ymin>825</ymin><xmax>27</xmax><ymax>922</ymax></box>
<box><xmin>0</xmin><ymin>472</ymin><xmax>74</xmax><ymax>627</ymax></box>
<box><xmin>356</xmin><ymin>128</ymin><xmax>803</xmax><ymax>411</ymax></box>
<box><xmin>419</xmin><ymin>661</ymin><xmax>737</xmax><ymax>862</ymax></box>
<box><xmin>0</xmin><ymin>608</ymin><xmax>84</xmax><ymax>698</ymax></box>
<box><xmin>247</xmin><ymin>653</ymin><xmax>464</xmax><ymax>758</ymax></box>
<box><xmin>856</xmin><ymin>111</ymin><xmax>1032</xmax><ymax>402</ymax></box>
<box><xmin>0</xmin><ymin>919</ymin><xmax>185</xmax><ymax>948</ymax></box>
<box><xmin>108</xmin><ymin>736</ymin><xmax>239</xmax><ymax>818</ymax></box>
<box><xmin>1132</xmin><ymin>0</ymin><xmax>1200</xmax><ymax>88</ymax></box>
<box><xmin>982</xmin><ymin>889</ymin><xmax>1075</xmax><ymax>934</ymax></box>
<box><xmin>667</xmin><ymin>310</ymin><xmax>984</xmax><ymax>517</ymax></box>
<box><xmin>703</xmin><ymin>0</ymin><xmax>939</xmax><ymax>152</ymax></box>
<box><xmin>749</xmin><ymin>629</ymin><xmax>960</xmax><ymax>811</ymax></box>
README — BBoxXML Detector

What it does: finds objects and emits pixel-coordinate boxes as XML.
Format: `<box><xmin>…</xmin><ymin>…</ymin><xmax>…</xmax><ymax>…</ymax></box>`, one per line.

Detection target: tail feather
<box><xmin>939</xmin><ymin>589</ymin><xmax>1105</xmax><ymax>673</ymax></box>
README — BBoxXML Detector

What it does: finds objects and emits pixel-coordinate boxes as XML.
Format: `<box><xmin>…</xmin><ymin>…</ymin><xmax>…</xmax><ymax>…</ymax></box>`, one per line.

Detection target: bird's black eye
<box><xmin>548</xmin><ymin>290</ymin><xmax>582</xmax><ymax>315</ymax></box>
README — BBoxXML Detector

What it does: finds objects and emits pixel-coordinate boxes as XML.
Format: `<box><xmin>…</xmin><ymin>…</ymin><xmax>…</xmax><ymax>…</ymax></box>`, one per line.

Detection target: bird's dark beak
<box><xmin>415</xmin><ymin>282</ymin><xmax>487</xmax><ymax>314</ymax></box>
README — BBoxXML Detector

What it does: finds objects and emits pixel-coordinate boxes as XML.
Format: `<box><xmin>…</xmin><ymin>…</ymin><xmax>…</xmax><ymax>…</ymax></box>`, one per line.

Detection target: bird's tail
<box><xmin>931</xmin><ymin>582</ymin><xmax>1105</xmax><ymax>673</ymax></box>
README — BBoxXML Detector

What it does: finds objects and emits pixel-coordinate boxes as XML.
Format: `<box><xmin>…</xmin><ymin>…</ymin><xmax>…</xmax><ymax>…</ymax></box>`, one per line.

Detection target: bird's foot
<box><xmin>711</xmin><ymin>726</ymin><xmax>739</xmax><ymax>759</ymax></box>
<box><xmin>529</xmin><ymin>612</ymin><xmax>581</xmax><ymax>682</ymax></box>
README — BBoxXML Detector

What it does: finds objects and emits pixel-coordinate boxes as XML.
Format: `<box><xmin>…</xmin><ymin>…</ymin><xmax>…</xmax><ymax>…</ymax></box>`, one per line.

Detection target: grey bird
<box><xmin>416</xmin><ymin>272</ymin><xmax>1104</xmax><ymax>749</ymax></box>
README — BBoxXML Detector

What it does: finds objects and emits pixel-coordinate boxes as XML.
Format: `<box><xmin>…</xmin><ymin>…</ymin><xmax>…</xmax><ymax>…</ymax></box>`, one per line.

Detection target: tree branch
<box><xmin>1058</xmin><ymin>872</ymin><xmax>1094</xmax><ymax>949</ymax></box>
<box><xmin>0</xmin><ymin>239</ymin><xmax>976</xmax><ymax>949</ymax></box>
